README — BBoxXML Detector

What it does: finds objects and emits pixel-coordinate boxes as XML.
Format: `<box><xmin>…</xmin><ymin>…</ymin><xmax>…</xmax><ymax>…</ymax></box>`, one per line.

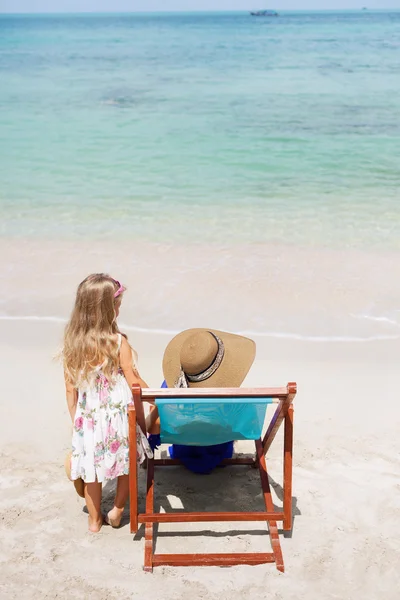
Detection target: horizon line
<box><xmin>0</xmin><ymin>8</ymin><xmax>399</xmax><ymax>16</ymax></box>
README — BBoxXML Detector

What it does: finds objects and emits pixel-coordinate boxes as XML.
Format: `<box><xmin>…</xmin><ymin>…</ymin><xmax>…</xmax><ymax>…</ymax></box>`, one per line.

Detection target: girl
<box><xmin>63</xmin><ymin>273</ymin><xmax>152</xmax><ymax>533</ymax></box>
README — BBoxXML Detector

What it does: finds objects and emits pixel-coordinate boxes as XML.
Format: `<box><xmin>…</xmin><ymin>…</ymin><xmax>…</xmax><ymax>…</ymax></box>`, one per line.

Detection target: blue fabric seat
<box><xmin>157</xmin><ymin>396</ymin><xmax>272</xmax><ymax>446</ymax></box>
<box><xmin>153</xmin><ymin>381</ymin><xmax>273</xmax><ymax>474</ymax></box>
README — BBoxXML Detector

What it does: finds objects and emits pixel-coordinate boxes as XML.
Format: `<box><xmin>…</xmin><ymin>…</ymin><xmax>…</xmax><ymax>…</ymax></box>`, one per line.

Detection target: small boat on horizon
<box><xmin>250</xmin><ymin>10</ymin><xmax>278</xmax><ymax>17</ymax></box>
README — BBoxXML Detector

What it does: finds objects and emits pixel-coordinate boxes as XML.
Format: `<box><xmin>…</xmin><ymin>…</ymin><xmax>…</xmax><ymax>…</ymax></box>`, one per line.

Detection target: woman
<box><xmin>148</xmin><ymin>328</ymin><xmax>256</xmax><ymax>474</ymax></box>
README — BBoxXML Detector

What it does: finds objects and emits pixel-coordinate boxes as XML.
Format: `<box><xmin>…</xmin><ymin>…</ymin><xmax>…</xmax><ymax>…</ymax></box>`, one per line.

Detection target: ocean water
<box><xmin>1</xmin><ymin>11</ymin><xmax>400</xmax><ymax>248</ymax></box>
<box><xmin>1</xmin><ymin>11</ymin><xmax>400</xmax><ymax>340</ymax></box>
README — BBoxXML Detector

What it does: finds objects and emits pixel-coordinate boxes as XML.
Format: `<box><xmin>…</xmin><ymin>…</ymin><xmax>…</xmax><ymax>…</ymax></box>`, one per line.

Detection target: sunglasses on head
<box><xmin>113</xmin><ymin>279</ymin><xmax>126</xmax><ymax>299</ymax></box>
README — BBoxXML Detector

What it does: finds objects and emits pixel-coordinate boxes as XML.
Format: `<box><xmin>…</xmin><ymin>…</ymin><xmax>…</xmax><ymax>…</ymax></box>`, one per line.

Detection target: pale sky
<box><xmin>0</xmin><ymin>0</ymin><xmax>399</xmax><ymax>13</ymax></box>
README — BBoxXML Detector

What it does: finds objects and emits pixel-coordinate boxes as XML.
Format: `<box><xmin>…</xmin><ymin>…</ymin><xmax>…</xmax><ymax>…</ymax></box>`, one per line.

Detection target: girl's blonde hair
<box><xmin>63</xmin><ymin>273</ymin><xmax>126</xmax><ymax>387</ymax></box>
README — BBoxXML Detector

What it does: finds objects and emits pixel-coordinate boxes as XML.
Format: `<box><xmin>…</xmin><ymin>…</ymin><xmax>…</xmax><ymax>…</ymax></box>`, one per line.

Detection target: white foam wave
<box><xmin>236</xmin><ymin>329</ymin><xmax>400</xmax><ymax>342</ymax></box>
<box><xmin>0</xmin><ymin>314</ymin><xmax>399</xmax><ymax>343</ymax></box>
<box><xmin>352</xmin><ymin>313</ymin><xmax>400</xmax><ymax>327</ymax></box>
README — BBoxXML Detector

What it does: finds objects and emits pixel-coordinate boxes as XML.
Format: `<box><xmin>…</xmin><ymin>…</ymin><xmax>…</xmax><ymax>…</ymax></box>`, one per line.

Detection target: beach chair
<box><xmin>128</xmin><ymin>382</ymin><xmax>297</xmax><ymax>572</ymax></box>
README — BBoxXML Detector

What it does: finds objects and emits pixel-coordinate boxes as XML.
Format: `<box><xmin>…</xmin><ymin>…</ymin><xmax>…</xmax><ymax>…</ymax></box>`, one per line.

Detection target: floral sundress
<box><xmin>70</xmin><ymin>334</ymin><xmax>152</xmax><ymax>484</ymax></box>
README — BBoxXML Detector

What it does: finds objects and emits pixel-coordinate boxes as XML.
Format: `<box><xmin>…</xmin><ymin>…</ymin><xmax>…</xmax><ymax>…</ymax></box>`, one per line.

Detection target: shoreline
<box><xmin>1</xmin><ymin>238</ymin><xmax>400</xmax><ymax>342</ymax></box>
<box><xmin>1</xmin><ymin>314</ymin><xmax>399</xmax><ymax>343</ymax></box>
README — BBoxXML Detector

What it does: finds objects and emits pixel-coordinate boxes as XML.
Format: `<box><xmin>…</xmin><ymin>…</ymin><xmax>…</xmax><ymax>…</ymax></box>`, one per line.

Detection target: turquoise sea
<box><xmin>1</xmin><ymin>10</ymin><xmax>400</xmax><ymax>248</ymax></box>
<box><xmin>1</xmin><ymin>11</ymin><xmax>400</xmax><ymax>340</ymax></box>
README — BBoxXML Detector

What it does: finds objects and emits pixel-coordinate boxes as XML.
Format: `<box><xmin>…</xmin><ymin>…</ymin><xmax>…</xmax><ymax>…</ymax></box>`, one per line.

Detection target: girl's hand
<box><xmin>65</xmin><ymin>373</ymin><xmax>78</xmax><ymax>423</ymax></box>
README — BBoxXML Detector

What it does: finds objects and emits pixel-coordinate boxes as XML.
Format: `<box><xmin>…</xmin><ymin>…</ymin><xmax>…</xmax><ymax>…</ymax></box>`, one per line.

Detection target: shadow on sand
<box><xmin>93</xmin><ymin>450</ymin><xmax>301</xmax><ymax>545</ymax></box>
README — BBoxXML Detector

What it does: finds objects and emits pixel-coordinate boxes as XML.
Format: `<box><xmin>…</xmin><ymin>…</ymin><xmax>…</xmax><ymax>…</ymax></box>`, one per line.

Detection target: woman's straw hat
<box><xmin>64</xmin><ymin>451</ymin><xmax>85</xmax><ymax>498</ymax></box>
<box><xmin>163</xmin><ymin>328</ymin><xmax>256</xmax><ymax>388</ymax></box>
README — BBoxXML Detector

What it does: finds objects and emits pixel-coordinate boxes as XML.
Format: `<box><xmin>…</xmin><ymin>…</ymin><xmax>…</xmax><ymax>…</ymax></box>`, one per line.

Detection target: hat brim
<box><xmin>162</xmin><ymin>328</ymin><xmax>256</xmax><ymax>389</ymax></box>
<box><xmin>64</xmin><ymin>451</ymin><xmax>85</xmax><ymax>498</ymax></box>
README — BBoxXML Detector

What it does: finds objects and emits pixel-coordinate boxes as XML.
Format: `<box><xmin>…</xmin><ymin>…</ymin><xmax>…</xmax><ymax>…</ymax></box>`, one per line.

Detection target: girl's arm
<box><xmin>65</xmin><ymin>374</ymin><xmax>78</xmax><ymax>423</ymax></box>
<box><xmin>120</xmin><ymin>336</ymin><xmax>153</xmax><ymax>433</ymax></box>
<box><xmin>119</xmin><ymin>336</ymin><xmax>149</xmax><ymax>389</ymax></box>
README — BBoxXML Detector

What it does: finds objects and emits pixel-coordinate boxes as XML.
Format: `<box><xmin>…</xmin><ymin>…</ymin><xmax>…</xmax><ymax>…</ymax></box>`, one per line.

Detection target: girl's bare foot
<box><xmin>105</xmin><ymin>507</ymin><xmax>124</xmax><ymax>528</ymax></box>
<box><xmin>84</xmin><ymin>481</ymin><xmax>103</xmax><ymax>533</ymax></box>
<box><xmin>88</xmin><ymin>516</ymin><xmax>103</xmax><ymax>533</ymax></box>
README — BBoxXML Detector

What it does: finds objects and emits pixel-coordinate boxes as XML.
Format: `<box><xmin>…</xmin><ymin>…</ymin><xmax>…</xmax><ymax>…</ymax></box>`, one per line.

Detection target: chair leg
<box><xmin>255</xmin><ymin>440</ymin><xmax>284</xmax><ymax>572</ymax></box>
<box><xmin>283</xmin><ymin>405</ymin><xmax>294</xmax><ymax>532</ymax></box>
<box><xmin>144</xmin><ymin>458</ymin><xmax>155</xmax><ymax>572</ymax></box>
<box><xmin>129</xmin><ymin>409</ymin><xmax>138</xmax><ymax>534</ymax></box>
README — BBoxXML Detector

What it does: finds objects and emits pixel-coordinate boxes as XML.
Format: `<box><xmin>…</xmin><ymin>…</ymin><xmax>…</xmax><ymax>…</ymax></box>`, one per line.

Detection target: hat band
<box><xmin>175</xmin><ymin>332</ymin><xmax>225</xmax><ymax>388</ymax></box>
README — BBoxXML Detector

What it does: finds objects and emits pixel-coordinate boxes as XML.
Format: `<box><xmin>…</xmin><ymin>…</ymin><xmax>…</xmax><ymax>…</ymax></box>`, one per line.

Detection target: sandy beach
<box><xmin>1</xmin><ymin>318</ymin><xmax>399</xmax><ymax>599</ymax></box>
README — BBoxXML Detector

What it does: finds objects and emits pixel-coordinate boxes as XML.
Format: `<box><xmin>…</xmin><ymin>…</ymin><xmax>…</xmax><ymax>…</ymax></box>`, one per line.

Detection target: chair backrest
<box><xmin>141</xmin><ymin>387</ymin><xmax>290</xmax><ymax>446</ymax></box>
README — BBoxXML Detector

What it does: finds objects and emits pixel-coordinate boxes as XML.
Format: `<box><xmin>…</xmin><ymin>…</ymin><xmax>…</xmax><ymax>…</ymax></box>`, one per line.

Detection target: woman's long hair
<box><xmin>63</xmin><ymin>273</ymin><xmax>125</xmax><ymax>387</ymax></box>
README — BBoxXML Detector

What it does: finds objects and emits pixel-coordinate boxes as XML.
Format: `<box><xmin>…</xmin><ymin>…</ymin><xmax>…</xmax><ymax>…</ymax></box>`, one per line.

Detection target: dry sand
<box><xmin>0</xmin><ymin>319</ymin><xmax>399</xmax><ymax>599</ymax></box>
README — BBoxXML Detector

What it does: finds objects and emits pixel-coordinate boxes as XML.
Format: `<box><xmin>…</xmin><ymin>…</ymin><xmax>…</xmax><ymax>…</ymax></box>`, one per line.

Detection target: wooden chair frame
<box><xmin>128</xmin><ymin>382</ymin><xmax>297</xmax><ymax>572</ymax></box>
